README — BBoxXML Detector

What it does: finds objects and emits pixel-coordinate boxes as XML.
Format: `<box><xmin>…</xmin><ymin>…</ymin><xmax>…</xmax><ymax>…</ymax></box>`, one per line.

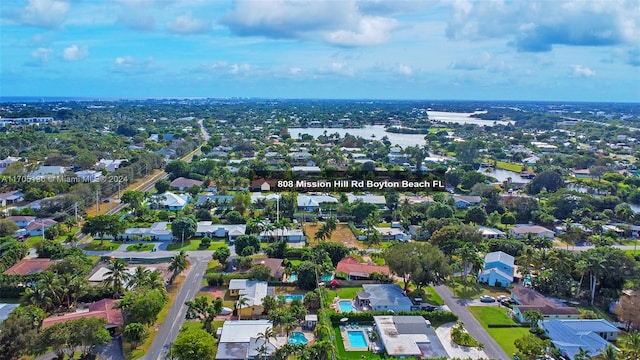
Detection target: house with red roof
<box><xmin>3</xmin><ymin>258</ymin><xmax>57</xmax><ymax>275</ymax></box>
<box><xmin>336</xmin><ymin>257</ymin><xmax>390</xmax><ymax>280</ymax></box>
<box><xmin>41</xmin><ymin>299</ymin><xmax>124</xmax><ymax>331</ymax></box>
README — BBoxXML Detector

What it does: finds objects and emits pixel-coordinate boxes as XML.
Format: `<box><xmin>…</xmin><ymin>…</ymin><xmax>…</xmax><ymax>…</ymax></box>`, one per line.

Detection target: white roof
<box><xmin>296</xmin><ymin>195</ymin><xmax>338</xmax><ymax>207</ymax></box>
<box><xmin>88</xmin><ymin>266</ymin><xmax>156</xmax><ymax>282</ymax></box>
<box><xmin>477</xmin><ymin>226</ymin><xmax>505</xmax><ymax>236</ymax></box>
<box><xmin>229</xmin><ymin>280</ymin><xmax>269</xmax><ymax>308</ymax></box>
<box><xmin>374</xmin><ymin>316</ymin><xmax>430</xmax><ymax>356</ymax></box>
<box><xmin>484</xmin><ymin>251</ymin><xmax>514</xmax><ymax>267</ymax></box>
<box><xmin>219</xmin><ymin>320</ymin><xmax>273</xmax><ymax>343</ymax></box>
<box><xmin>347</xmin><ymin>193</ymin><xmax>386</xmax><ymax>204</ymax></box>
<box><xmin>156</xmin><ymin>192</ymin><xmax>189</xmax><ymax>207</ymax></box>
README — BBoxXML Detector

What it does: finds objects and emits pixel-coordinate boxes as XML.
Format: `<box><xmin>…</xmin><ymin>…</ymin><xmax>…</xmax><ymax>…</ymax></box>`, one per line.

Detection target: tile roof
<box><xmin>336</xmin><ymin>257</ymin><xmax>390</xmax><ymax>277</ymax></box>
<box><xmin>3</xmin><ymin>258</ymin><xmax>57</xmax><ymax>275</ymax></box>
<box><xmin>41</xmin><ymin>299</ymin><xmax>124</xmax><ymax>328</ymax></box>
<box><xmin>169</xmin><ymin>177</ymin><xmax>203</xmax><ymax>188</ymax></box>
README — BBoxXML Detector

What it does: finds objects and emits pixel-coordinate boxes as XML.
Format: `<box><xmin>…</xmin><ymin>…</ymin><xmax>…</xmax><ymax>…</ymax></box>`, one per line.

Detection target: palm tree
<box><xmin>103</xmin><ymin>258</ymin><xmax>130</xmax><ymax>298</ymax></box>
<box><xmin>574</xmin><ymin>259</ymin><xmax>589</xmax><ymax>298</ymax></box>
<box><xmin>236</xmin><ymin>296</ymin><xmax>249</xmax><ymax>320</ymax></box>
<box><xmin>256</xmin><ymin>327</ymin><xmax>277</xmax><ymax>359</ymax></box>
<box><xmin>456</xmin><ymin>243</ymin><xmax>481</xmax><ymax>284</ymax></box>
<box><xmin>620</xmin><ymin>331</ymin><xmax>640</xmax><ymax>360</ymax></box>
<box><xmin>523</xmin><ymin>310</ymin><xmax>543</xmax><ymax>328</ymax></box>
<box><xmin>586</xmin><ymin>254</ymin><xmax>607</xmax><ymax>305</ymax></box>
<box><xmin>128</xmin><ymin>266</ymin><xmax>151</xmax><ymax>290</ymax></box>
<box><xmin>168</xmin><ymin>250</ymin><xmax>188</xmax><ymax>284</ymax></box>
<box><xmin>592</xmin><ymin>344</ymin><xmax>619</xmax><ymax>360</ymax></box>
<box><xmin>574</xmin><ymin>347</ymin><xmax>591</xmax><ymax>360</ymax></box>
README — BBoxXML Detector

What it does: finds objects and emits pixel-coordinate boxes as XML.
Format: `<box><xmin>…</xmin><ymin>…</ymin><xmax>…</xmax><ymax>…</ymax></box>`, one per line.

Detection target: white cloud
<box><xmin>113</xmin><ymin>55</ymin><xmax>158</xmax><ymax>73</ymax></box>
<box><xmin>317</xmin><ymin>62</ymin><xmax>355</xmax><ymax>76</ymax></box>
<box><xmin>289</xmin><ymin>67</ymin><xmax>302</xmax><ymax>75</ymax></box>
<box><xmin>571</xmin><ymin>65</ymin><xmax>596</xmax><ymax>77</ymax></box>
<box><xmin>398</xmin><ymin>64</ymin><xmax>412</xmax><ymax>75</ymax></box>
<box><xmin>166</xmin><ymin>13</ymin><xmax>210</xmax><ymax>35</ymax></box>
<box><xmin>221</xmin><ymin>0</ymin><xmax>400</xmax><ymax>47</ymax></box>
<box><xmin>62</xmin><ymin>45</ymin><xmax>88</xmax><ymax>61</ymax></box>
<box><xmin>27</xmin><ymin>47</ymin><xmax>53</xmax><ymax>66</ymax></box>
<box><xmin>20</xmin><ymin>0</ymin><xmax>69</xmax><ymax>29</ymax></box>
<box><xmin>230</xmin><ymin>63</ymin><xmax>251</xmax><ymax>74</ymax></box>
<box><xmin>324</xmin><ymin>16</ymin><xmax>397</xmax><ymax>47</ymax></box>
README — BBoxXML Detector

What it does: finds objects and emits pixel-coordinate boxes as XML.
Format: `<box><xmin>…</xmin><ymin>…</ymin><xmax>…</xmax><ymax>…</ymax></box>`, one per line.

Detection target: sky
<box><xmin>1</xmin><ymin>0</ymin><xmax>639</xmax><ymax>102</ymax></box>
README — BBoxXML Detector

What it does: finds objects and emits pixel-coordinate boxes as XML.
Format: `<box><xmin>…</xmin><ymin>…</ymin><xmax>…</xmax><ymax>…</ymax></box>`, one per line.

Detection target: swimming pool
<box><xmin>288</xmin><ymin>273</ymin><xmax>298</xmax><ymax>282</ymax></box>
<box><xmin>339</xmin><ymin>300</ymin><xmax>356</xmax><ymax>312</ymax></box>
<box><xmin>347</xmin><ymin>331</ymin><xmax>368</xmax><ymax>349</ymax></box>
<box><xmin>288</xmin><ymin>331</ymin><xmax>308</xmax><ymax>345</ymax></box>
<box><xmin>321</xmin><ymin>273</ymin><xmax>333</xmax><ymax>282</ymax></box>
<box><xmin>279</xmin><ymin>294</ymin><xmax>304</xmax><ymax>302</ymax></box>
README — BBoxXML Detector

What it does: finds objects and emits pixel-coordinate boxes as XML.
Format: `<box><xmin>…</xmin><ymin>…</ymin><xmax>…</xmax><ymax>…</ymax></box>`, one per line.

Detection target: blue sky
<box><xmin>1</xmin><ymin>0</ymin><xmax>639</xmax><ymax>102</ymax></box>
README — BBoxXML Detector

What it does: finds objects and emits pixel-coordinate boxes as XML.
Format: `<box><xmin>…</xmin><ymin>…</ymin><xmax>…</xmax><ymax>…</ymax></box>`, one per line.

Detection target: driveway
<box><xmin>143</xmin><ymin>253</ymin><xmax>210</xmax><ymax>360</ymax></box>
<box><xmin>434</xmin><ymin>285</ymin><xmax>510</xmax><ymax>360</ymax></box>
<box><xmin>435</xmin><ymin>322</ymin><xmax>489</xmax><ymax>360</ymax></box>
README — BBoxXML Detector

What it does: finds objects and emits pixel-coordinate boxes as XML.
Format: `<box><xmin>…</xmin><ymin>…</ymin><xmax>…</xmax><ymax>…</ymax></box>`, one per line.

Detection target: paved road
<box><xmin>144</xmin><ymin>253</ymin><xmax>210</xmax><ymax>360</ymax></box>
<box><xmin>434</xmin><ymin>285</ymin><xmax>510</xmax><ymax>360</ymax></box>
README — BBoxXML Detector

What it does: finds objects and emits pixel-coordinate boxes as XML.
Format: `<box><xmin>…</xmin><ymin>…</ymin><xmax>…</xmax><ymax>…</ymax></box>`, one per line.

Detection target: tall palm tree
<box><xmin>168</xmin><ymin>250</ymin><xmax>188</xmax><ymax>284</ymax></box>
<box><xmin>620</xmin><ymin>331</ymin><xmax>640</xmax><ymax>360</ymax></box>
<box><xmin>574</xmin><ymin>347</ymin><xmax>591</xmax><ymax>360</ymax></box>
<box><xmin>586</xmin><ymin>254</ymin><xmax>607</xmax><ymax>305</ymax></box>
<box><xmin>103</xmin><ymin>258</ymin><xmax>130</xmax><ymax>298</ymax></box>
<box><xmin>574</xmin><ymin>259</ymin><xmax>589</xmax><ymax>298</ymax></box>
<box><xmin>456</xmin><ymin>243</ymin><xmax>481</xmax><ymax>284</ymax></box>
<box><xmin>236</xmin><ymin>296</ymin><xmax>249</xmax><ymax>320</ymax></box>
<box><xmin>128</xmin><ymin>266</ymin><xmax>151</xmax><ymax>290</ymax></box>
<box><xmin>256</xmin><ymin>327</ymin><xmax>277</xmax><ymax>359</ymax></box>
<box><xmin>592</xmin><ymin>344</ymin><xmax>619</xmax><ymax>360</ymax></box>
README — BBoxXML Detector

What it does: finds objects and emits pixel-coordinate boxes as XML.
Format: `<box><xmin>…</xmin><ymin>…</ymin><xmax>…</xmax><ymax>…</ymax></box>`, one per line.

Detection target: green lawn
<box><xmin>494</xmin><ymin>161</ymin><xmax>523</xmax><ymax>173</ymax></box>
<box><xmin>468</xmin><ymin>306</ymin><xmax>529</xmax><ymax>356</ymax></box>
<box><xmin>333</xmin><ymin>326</ymin><xmax>385</xmax><ymax>360</ymax></box>
<box><xmin>424</xmin><ymin>286</ymin><xmax>445</xmax><ymax>306</ymax></box>
<box><xmin>84</xmin><ymin>240</ymin><xmax>122</xmax><ymax>251</ymax></box>
<box><xmin>326</xmin><ymin>286</ymin><xmax>363</xmax><ymax>299</ymax></box>
<box><xmin>447</xmin><ymin>278</ymin><xmax>511</xmax><ymax>299</ymax></box>
<box><xmin>126</xmin><ymin>243</ymin><xmax>155</xmax><ymax>252</ymax></box>
<box><xmin>287</xmin><ymin>259</ymin><xmax>303</xmax><ymax>267</ymax></box>
<box><xmin>166</xmin><ymin>239</ymin><xmax>228</xmax><ymax>251</ymax></box>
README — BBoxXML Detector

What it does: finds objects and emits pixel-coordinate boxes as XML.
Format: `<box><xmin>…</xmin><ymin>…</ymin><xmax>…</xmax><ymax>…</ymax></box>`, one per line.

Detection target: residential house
<box><xmin>542</xmin><ymin>319</ymin><xmax>620</xmax><ymax>360</ymax></box>
<box><xmin>336</xmin><ymin>257</ymin><xmax>390</xmax><ymax>280</ymax></box>
<box><xmin>373</xmin><ymin>316</ymin><xmax>447</xmax><ymax>358</ymax></box>
<box><xmin>509</xmin><ymin>225</ymin><xmax>555</xmax><ymax>239</ymax></box>
<box><xmin>356</xmin><ymin>284</ymin><xmax>414</xmax><ymax>312</ymax></box>
<box><xmin>250</xmin><ymin>193</ymin><xmax>280</xmax><ymax>205</ymax></box>
<box><xmin>291</xmin><ymin>165</ymin><xmax>321</xmax><ymax>174</ymax></box>
<box><xmin>169</xmin><ymin>177</ymin><xmax>203</xmax><ymax>191</ymax></box>
<box><xmin>296</xmin><ymin>195</ymin><xmax>338</xmax><ymax>212</ymax></box>
<box><xmin>450</xmin><ymin>195</ymin><xmax>482</xmax><ymax>209</ymax></box>
<box><xmin>41</xmin><ymin>299</ymin><xmax>124</xmax><ymax>333</ymax></box>
<box><xmin>510</xmin><ymin>286</ymin><xmax>580</xmax><ymax>323</ymax></box>
<box><xmin>478</xmin><ymin>251</ymin><xmax>514</xmax><ymax>287</ymax></box>
<box><xmin>3</xmin><ymin>258</ymin><xmax>58</xmax><ymax>275</ymax></box>
<box><xmin>250</xmin><ymin>179</ymin><xmax>274</xmax><ymax>192</ymax></box>
<box><xmin>215</xmin><ymin>320</ymin><xmax>285</xmax><ymax>360</ymax></box>
<box><xmin>95</xmin><ymin>159</ymin><xmax>126</xmax><ymax>172</ymax></box>
<box><xmin>477</xmin><ymin>226</ymin><xmax>505</xmax><ymax>239</ymax></box>
<box><xmin>204</xmin><ymin>181</ymin><xmax>217</xmax><ymax>193</ymax></box>
<box><xmin>252</xmin><ymin>258</ymin><xmax>284</xmax><ymax>280</ymax></box>
<box><xmin>6</xmin><ymin>215</ymin><xmax>35</xmax><ymax>228</ymax></box>
<box><xmin>374</xmin><ymin>227</ymin><xmax>411</xmax><ymax>241</ymax></box>
<box><xmin>28</xmin><ymin>166</ymin><xmax>66</xmax><ymax>179</ymax></box>
<box><xmin>228</xmin><ymin>280</ymin><xmax>270</xmax><ymax>318</ymax></box>
<box><xmin>0</xmin><ymin>191</ymin><xmax>25</xmax><ymax>206</ymax></box>
<box><xmin>259</xmin><ymin>228</ymin><xmax>305</xmax><ymax>243</ymax></box>
<box><xmin>195</xmin><ymin>223</ymin><xmax>246</xmax><ymax>242</ymax></box>
<box><xmin>75</xmin><ymin>170</ymin><xmax>103</xmax><ymax>182</ymax></box>
<box><xmin>151</xmin><ymin>192</ymin><xmax>191</xmax><ymax>211</ymax></box>
<box><xmin>26</xmin><ymin>218</ymin><xmax>58</xmax><ymax>236</ymax></box>
<box><xmin>119</xmin><ymin>222</ymin><xmax>173</xmax><ymax>241</ymax></box>
<box><xmin>0</xmin><ymin>156</ymin><xmax>20</xmax><ymax>169</ymax></box>
<box><xmin>347</xmin><ymin>194</ymin><xmax>387</xmax><ymax>208</ymax></box>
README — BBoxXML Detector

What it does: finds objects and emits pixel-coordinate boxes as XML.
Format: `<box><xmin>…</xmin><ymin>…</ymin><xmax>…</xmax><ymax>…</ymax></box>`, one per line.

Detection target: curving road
<box><xmin>434</xmin><ymin>285</ymin><xmax>510</xmax><ymax>360</ymax></box>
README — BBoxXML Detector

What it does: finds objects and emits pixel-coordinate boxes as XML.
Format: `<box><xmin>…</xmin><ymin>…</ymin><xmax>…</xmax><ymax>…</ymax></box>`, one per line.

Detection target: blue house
<box><xmin>478</xmin><ymin>251</ymin><xmax>514</xmax><ymax>287</ymax></box>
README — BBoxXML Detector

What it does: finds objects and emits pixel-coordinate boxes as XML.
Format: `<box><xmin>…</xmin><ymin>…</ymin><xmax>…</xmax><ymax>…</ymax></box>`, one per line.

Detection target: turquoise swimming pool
<box><xmin>321</xmin><ymin>273</ymin><xmax>333</xmax><ymax>282</ymax></box>
<box><xmin>288</xmin><ymin>331</ymin><xmax>308</xmax><ymax>345</ymax></box>
<box><xmin>288</xmin><ymin>273</ymin><xmax>298</xmax><ymax>282</ymax></box>
<box><xmin>347</xmin><ymin>330</ymin><xmax>368</xmax><ymax>349</ymax></box>
<box><xmin>339</xmin><ymin>300</ymin><xmax>355</xmax><ymax>312</ymax></box>
<box><xmin>279</xmin><ymin>294</ymin><xmax>303</xmax><ymax>302</ymax></box>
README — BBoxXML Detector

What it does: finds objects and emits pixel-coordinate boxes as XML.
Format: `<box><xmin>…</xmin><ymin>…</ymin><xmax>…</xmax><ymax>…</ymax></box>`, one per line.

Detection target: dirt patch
<box><xmin>304</xmin><ymin>223</ymin><xmax>362</xmax><ymax>249</ymax></box>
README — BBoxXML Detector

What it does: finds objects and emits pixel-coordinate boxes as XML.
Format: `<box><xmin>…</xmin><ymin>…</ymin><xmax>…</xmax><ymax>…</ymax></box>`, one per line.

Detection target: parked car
<box><xmin>480</xmin><ymin>295</ymin><xmax>496</xmax><ymax>303</ymax></box>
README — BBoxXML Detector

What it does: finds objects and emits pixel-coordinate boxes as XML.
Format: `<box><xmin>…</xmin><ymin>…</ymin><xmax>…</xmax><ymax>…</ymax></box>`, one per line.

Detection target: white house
<box><xmin>119</xmin><ymin>222</ymin><xmax>173</xmax><ymax>241</ymax></box>
<box><xmin>95</xmin><ymin>159</ymin><xmax>126</xmax><ymax>172</ymax></box>
<box><xmin>215</xmin><ymin>320</ymin><xmax>286</xmax><ymax>360</ymax></box>
<box><xmin>75</xmin><ymin>170</ymin><xmax>103</xmax><ymax>182</ymax></box>
<box><xmin>542</xmin><ymin>319</ymin><xmax>620</xmax><ymax>360</ymax></box>
<box><xmin>151</xmin><ymin>192</ymin><xmax>191</xmax><ymax>211</ymax></box>
<box><xmin>509</xmin><ymin>224</ymin><xmax>555</xmax><ymax>239</ymax></box>
<box><xmin>259</xmin><ymin>228</ymin><xmax>305</xmax><ymax>243</ymax></box>
<box><xmin>195</xmin><ymin>223</ymin><xmax>246</xmax><ymax>242</ymax></box>
<box><xmin>477</xmin><ymin>226</ymin><xmax>505</xmax><ymax>239</ymax></box>
<box><xmin>29</xmin><ymin>166</ymin><xmax>65</xmax><ymax>179</ymax></box>
<box><xmin>374</xmin><ymin>227</ymin><xmax>411</xmax><ymax>241</ymax></box>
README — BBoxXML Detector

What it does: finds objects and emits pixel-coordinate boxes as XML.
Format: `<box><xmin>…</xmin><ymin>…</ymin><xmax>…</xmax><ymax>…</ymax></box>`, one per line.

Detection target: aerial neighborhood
<box><xmin>0</xmin><ymin>99</ymin><xmax>639</xmax><ymax>360</ymax></box>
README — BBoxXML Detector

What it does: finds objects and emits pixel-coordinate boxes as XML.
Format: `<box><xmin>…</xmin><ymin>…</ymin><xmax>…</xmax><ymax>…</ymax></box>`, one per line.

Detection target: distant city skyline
<box><xmin>1</xmin><ymin>0</ymin><xmax>639</xmax><ymax>102</ymax></box>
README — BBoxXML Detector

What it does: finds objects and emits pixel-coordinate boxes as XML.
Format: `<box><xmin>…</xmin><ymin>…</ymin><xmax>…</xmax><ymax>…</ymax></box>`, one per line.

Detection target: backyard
<box><xmin>468</xmin><ymin>306</ymin><xmax>529</xmax><ymax>356</ymax></box>
<box><xmin>304</xmin><ymin>223</ymin><xmax>362</xmax><ymax>249</ymax></box>
<box><xmin>332</xmin><ymin>326</ymin><xmax>385</xmax><ymax>360</ymax></box>
<box><xmin>447</xmin><ymin>278</ymin><xmax>511</xmax><ymax>299</ymax></box>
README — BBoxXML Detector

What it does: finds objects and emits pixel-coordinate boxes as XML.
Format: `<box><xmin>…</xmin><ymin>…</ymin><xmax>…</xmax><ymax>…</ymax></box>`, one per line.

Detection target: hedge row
<box><xmin>327</xmin><ymin>309</ymin><xmax>458</xmax><ymax>327</ymax></box>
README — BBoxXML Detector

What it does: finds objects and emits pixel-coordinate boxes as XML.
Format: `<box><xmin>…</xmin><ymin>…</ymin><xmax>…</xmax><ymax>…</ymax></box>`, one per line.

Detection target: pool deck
<box><xmin>331</xmin><ymin>297</ymin><xmax>362</xmax><ymax>313</ymax></box>
<box><xmin>340</xmin><ymin>325</ymin><xmax>372</xmax><ymax>351</ymax></box>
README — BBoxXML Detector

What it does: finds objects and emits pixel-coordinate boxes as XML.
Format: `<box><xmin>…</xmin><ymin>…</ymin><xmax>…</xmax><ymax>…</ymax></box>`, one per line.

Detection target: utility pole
<box><xmin>96</xmin><ymin>190</ymin><xmax>100</xmax><ymax>211</ymax></box>
<box><xmin>74</xmin><ymin>202</ymin><xmax>78</xmax><ymax>223</ymax></box>
<box><xmin>182</xmin><ymin>229</ymin><xmax>185</xmax><ymax>248</ymax></box>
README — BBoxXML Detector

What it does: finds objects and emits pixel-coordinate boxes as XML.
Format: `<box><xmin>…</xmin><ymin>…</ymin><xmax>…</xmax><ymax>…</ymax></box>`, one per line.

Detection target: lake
<box><xmin>289</xmin><ymin>125</ymin><xmax>428</xmax><ymax>147</ymax></box>
<box><xmin>479</xmin><ymin>168</ymin><xmax>531</xmax><ymax>183</ymax></box>
<box><xmin>427</xmin><ymin>111</ymin><xmax>514</xmax><ymax>126</ymax></box>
